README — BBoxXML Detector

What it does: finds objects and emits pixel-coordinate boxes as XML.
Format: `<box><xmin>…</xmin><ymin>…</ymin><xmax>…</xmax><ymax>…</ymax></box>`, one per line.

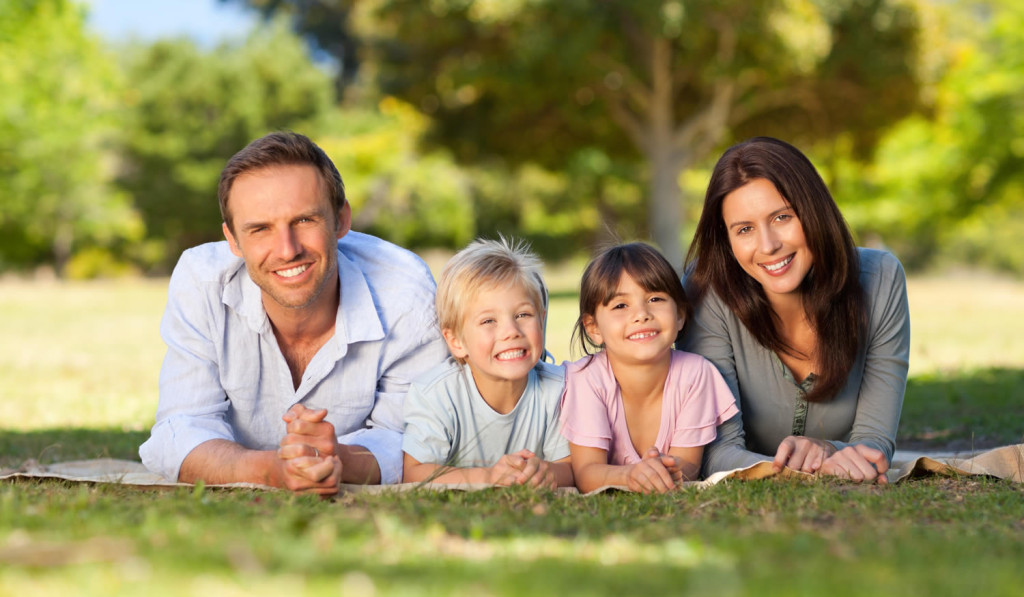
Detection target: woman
<box><xmin>681</xmin><ymin>137</ymin><xmax>910</xmax><ymax>483</ymax></box>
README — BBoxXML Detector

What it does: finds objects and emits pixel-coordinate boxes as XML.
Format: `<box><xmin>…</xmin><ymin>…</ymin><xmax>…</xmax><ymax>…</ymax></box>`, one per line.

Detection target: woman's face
<box><xmin>720</xmin><ymin>178</ymin><xmax>813</xmax><ymax>304</ymax></box>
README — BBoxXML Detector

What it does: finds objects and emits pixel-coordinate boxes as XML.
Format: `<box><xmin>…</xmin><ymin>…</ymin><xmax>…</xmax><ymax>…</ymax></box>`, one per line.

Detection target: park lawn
<box><xmin>1</xmin><ymin>274</ymin><xmax>1023</xmax><ymax>595</ymax></box>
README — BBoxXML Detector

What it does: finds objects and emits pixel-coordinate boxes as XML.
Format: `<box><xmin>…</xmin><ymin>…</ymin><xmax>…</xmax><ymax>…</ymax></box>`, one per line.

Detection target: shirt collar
<box><xmin>221</xmin><ymin>246</ymin><xmax>386</xmax><ymax>355</ymax></box>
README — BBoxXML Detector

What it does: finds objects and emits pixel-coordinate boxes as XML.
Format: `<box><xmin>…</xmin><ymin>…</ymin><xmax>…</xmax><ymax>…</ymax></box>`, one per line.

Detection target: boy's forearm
<box><xmin>551</xmin><ymin>459</ymin><xmax>575</xmax><ymax>488</ymax></box>
<box><xmin>404</xmin><ymin>461</ymin><xmax>492</xmax><ymax>485</ymax></box>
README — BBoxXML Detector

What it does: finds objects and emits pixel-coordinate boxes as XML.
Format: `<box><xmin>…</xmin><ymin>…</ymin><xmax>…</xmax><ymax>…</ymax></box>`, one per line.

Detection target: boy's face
<box><xmin>443</xmin><ymin>282</ymin><xmax>545</xmax><ymax>395</ymax></box>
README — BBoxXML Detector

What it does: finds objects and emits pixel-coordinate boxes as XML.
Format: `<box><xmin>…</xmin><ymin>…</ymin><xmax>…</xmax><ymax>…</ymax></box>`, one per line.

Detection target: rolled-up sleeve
<box><xmin>139</xmin><ymin>256</ymin><xmax>235</xmax><ymax>481</ymax></box>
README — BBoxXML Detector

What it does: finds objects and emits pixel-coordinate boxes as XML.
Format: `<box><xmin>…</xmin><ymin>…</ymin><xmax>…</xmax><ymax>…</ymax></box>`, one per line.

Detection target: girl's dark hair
<box><xmin>572</xmin><ymin>242</ymin><xmax>691</xmax><ymax>358</ymax></box>
<box><xmin>684</xmin><ymin>137</ymin><xmax>866</xmax><ymax>403</ymax></box>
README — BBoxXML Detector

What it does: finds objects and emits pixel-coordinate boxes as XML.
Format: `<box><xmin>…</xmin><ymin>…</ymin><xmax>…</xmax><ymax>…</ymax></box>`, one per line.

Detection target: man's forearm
<box><xmin>178</xmin><ymin>439</ymin><xmax>281</xmax><ymax>486</ymax></box>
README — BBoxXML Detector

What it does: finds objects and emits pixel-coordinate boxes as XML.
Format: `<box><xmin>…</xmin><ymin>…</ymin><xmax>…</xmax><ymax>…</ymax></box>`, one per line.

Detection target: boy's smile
<box><xmin>443</xmin><ymin>282</ymin><xmax>545</xmax><ymax>411</ymax></box>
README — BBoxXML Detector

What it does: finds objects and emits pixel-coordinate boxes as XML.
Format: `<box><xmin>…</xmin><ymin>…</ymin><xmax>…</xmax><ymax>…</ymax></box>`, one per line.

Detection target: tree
<box><xmin>116</xmin><ymin>20</ymin><xmax>335</xmax><ymax>271</ymax></box>
<box><xmin>229</xmin><ymin>0</ymin><xmax>923</xmax><ymax>267</ymax></box>
<box><xmin>840</xmin><ymin>0</ymin><xmax>1024</xmax><ymax>274</ymax></box>
<box><xmin>0</xmin><ymin>0</ymin><xmax>139</xmax><ymax>275</ymax></box>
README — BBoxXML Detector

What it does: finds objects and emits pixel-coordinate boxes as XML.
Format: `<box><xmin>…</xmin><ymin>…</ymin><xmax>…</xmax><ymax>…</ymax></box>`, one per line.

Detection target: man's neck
<box><xmin>265</xmin><ymin>274</ymin><xmax>341</xmax><ymax>389</ymax></box>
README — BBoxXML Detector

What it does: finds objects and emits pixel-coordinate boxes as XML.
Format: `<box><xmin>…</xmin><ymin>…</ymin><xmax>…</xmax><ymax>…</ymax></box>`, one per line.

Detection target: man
<box><xmin>139</xmin><ymin>132</ymin><xmax>448</xmax><ymax>494</ymax></box>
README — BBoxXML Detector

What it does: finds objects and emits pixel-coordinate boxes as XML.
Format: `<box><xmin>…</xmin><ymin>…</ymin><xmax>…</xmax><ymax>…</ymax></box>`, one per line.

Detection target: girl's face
<box><xmin>583</xmin><ymin>272</ymin><xmax>684</xmax><ymax>367</ymax></box>
<box><xmin>720</xmin><ymin>177</ymin><xmax>813</xmax><ymax>305</ymax></box>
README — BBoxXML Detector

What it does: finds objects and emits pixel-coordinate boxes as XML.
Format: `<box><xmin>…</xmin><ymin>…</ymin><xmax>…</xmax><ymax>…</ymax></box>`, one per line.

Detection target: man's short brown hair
<box><xmin>218</xmin><ymin>132</ymin><xmax>346</xmax><ymax>232</ymax></box>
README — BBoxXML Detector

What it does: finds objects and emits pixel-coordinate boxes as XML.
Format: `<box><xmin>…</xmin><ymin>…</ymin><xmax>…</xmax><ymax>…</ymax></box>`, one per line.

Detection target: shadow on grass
<box><xmin>899</xmin><ymin>367</ymin><xmax>1024</xmax><ymax>450</ymax></box>
<box><xmin>0</xmin><ymin>427</ymin><xmax>148</xmax><ymax>468</ymax></box>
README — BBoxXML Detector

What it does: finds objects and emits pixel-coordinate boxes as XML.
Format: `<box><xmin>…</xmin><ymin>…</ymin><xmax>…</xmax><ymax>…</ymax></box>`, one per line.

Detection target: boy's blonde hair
<box><xmin>436</xmin><ymin>237</ymin><xmax>546</xmax><ymax>363</ymax></box>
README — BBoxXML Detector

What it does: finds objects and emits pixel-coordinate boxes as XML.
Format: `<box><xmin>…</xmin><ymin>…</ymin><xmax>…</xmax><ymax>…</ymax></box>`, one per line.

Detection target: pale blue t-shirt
<box><xmin>402</xmin><ymin>359</ymin><xmax>570</xmax><ymax>467</ymax></box>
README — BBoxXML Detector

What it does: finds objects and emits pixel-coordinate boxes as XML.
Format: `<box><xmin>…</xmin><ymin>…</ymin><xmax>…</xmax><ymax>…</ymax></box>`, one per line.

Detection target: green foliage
<box><xmin>0</xmin><ymin>0</ymin><xmax>141</xmax><ymax>275</ymax></box>
<box><xmin>839</xmin><ymin>0</ymin><xmax>1024</xmax><ymax>273</ymax></box>
<box><xmin>115</xmin><ymin>19</ymin><xmax>335</xmax><ymax>271</ymax></box>
<box><xmin>233</xmin><ymin>0</ymin><xmax>924</xmax><ymax>265</ymax></box>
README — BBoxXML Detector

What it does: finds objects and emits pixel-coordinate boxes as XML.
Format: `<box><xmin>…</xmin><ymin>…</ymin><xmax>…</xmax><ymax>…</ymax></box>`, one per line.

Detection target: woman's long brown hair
<box><xmin>685</xmin><ymin>137</ymin><xmax>866</xmax><ymax>403</ymax></box>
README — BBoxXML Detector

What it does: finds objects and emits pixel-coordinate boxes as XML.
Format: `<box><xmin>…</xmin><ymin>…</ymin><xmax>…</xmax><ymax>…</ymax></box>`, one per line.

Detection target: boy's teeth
<box><xmin>277</xmin><ymin>264</ymin><xmax>309</xmax><ymax>278</ymax></box>
<box><xmin>763</xmin><ymin>255</ymin><xmax>793</xmax><ymax>272</ymax></box>
<box><xmin>496</xmin><ymin>349</ymin><xmax>525</xmax><ymax>360</ymax></box>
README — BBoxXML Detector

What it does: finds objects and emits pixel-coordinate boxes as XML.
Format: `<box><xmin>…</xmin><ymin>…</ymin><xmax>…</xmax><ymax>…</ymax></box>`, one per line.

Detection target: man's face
<box><xmin>222</xmin><ymin>164</ymin><xmax>350</xmax><ymax>318</ymax></box>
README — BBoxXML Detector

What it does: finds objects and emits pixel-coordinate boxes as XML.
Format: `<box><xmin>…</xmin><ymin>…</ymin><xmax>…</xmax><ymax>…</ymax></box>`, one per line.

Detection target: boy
<box><xmin>402</xmin><ymin>238</ymin><xmax>573</xmax><ymax>488</ymax></box>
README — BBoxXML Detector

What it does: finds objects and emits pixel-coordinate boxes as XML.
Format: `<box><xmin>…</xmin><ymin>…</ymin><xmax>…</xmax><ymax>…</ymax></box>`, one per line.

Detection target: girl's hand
<box><xmin>643</xmin><ymin>447</ymin><xmax>684</xmax><ymax>484</ymax></box>
<box><xmin>773</xmin><ymin>436</ymin><xmax>837</xmax><ymax>474</ymax></box>
<box><xmin>820</xmin><ymin>445</ymin><xmax>889</xmax><ymax>484</ymax></box>
<box><xmin>626</xmin><ymin>449</ymin><xmax>676</xmax><ymax>494</ymax></box>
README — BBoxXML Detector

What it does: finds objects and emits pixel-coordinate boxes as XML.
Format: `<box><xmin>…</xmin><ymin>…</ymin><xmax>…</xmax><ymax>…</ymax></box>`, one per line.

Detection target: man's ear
<box><xmin>335</xmin><ymin>202</ymin><xmax>352</xmax><ymax>240</ymax></box>
<box><xmin>223</xmin><ymin>222</ymin><xmax>243</xmax><ymax>257</ymax></box>
<box><xmin>442</xmin><ymin>328</ymin><xmax>468</xmax><ymax>360</ymax></box>
<box><xmin>582</xmin><ymin>314</ymin><xmax>603</xmax><ymax>346</ymax></box>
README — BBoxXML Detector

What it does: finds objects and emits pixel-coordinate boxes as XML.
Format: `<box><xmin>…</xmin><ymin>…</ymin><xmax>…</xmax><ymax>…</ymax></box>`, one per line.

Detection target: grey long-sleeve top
<box><xmin>680</xmin><ymin>248</ymin><xmax>911</xmax><ymax>476</ymax></box>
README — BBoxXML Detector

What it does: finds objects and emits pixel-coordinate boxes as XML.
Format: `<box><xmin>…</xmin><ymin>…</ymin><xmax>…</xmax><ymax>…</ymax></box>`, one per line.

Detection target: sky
<box><xmin>84</xmin><ymin>0</ymin><xmax>259</xmax><ymax>45</ymax></box>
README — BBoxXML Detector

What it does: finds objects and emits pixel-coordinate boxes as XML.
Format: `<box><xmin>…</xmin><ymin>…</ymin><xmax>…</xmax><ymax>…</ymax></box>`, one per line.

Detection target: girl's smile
<box><xmin>583</xmin><ymin>272</ymin><xmax>684</xmax><ymax>368</ymax></box>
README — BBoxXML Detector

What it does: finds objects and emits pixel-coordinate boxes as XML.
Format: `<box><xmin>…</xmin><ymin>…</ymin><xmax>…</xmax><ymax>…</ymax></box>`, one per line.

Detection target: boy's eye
<box><xmin>480</xmin><ymin>318</ymin><xmax>495</xmax><ymax>325</ymax></box>
<box><xmin>515</xmin><ymin>311</ymin><xmax>533</xmax><ymax>320</ymax></box>
<box><xmin>649</xmin><ymin>296</ymin><xmax>665</xmax><ymax>303</ymax></box>
<box><xmin>611</xmin><ymin>302</ymin><xmax>627</xmax><ymax>310</ymax></box>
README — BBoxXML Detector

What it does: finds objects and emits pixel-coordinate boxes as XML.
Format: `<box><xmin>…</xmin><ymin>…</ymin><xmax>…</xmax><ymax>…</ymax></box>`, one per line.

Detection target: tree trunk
<box><xmin>648</xmin><ymin>149</ymin><xmax>684</xmax><ymax>270</ymax></box>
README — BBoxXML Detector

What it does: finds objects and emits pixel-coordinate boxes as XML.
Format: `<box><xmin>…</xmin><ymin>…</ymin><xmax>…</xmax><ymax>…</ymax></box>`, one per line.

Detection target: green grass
<box><xmin>1</xmin><ymin>273</ymin><xmax>1023</xmax><ymax>595</ymax></box>
<box><xmin>1</xmin><ymin>478</ymin><xmax>1022</xmax><ymax>596</ymax></box>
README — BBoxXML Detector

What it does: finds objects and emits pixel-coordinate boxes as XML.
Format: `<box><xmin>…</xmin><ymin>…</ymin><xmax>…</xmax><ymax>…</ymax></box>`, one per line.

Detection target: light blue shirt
<box><xmin>403</xmin><ymin>359</ymin><xmax>570</xmax><ymax>468</ymax></box>
<box><xmin>139</xmin><ymin>231</ymin><xmax>449</xmax><ymax>484</ymax></box>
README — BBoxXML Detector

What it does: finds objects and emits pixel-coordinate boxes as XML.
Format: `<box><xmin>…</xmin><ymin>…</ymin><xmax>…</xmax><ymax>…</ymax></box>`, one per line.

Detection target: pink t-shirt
<box><xmin>560</xmin><ymin>350</ymin><xmax>739</xmax><ymax>465</ymax></box>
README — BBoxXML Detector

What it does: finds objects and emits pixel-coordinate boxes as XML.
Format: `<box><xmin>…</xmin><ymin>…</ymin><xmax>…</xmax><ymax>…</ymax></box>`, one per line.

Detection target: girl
<box><xmin>560</xmin><ymin>243</ymin><xmax>739</xmax><ymax>493</ymax></box>
<box><xmin>682</xmin><ymin>137</ymin><xmax>910</xmax><ymax>484</ymax></box>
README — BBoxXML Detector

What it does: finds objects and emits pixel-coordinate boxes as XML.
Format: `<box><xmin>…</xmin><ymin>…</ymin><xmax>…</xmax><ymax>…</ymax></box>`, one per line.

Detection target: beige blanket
<box><xmin>2</xmin><ymin>444</ymin><xmax>1021</xmax><ymax>494</ymax></box>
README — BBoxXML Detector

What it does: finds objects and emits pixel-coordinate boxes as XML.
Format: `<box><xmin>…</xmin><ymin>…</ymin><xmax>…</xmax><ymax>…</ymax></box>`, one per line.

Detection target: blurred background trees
<box><xmin>1</xmin><ymin>0</ymin><xmax>1022</xmax><ymax>277</ymax></box>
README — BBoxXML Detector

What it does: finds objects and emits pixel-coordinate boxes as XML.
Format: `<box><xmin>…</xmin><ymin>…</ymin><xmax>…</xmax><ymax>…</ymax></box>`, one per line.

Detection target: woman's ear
<box><xmin>442</xmin><ymin>328</ymin><xmax>468</xmax><ymax>360</ymax></box>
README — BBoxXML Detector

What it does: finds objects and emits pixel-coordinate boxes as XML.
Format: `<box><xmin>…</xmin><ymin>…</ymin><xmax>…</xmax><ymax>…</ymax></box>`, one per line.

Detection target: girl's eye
<box><xmin>515</xmin><ymin>311</ymin><xmax>533</xmax><ymax>320</ymax></box>
<box><xmin>649</xmin><ymin>296</ymin><xmax>665</xmax><ymax>303</ymax></box>
<box><xmin>480</xmin><ymin>318</ymin><xmax>495</xmax><ymax>325</ymax></box>
<box><xmin>611</xmin><ymin>302</ymin><xmax>627</xmax><ymax>310</ymax></box>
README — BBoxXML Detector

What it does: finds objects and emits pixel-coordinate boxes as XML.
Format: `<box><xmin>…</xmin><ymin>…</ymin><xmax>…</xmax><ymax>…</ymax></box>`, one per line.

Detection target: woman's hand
<box><xmin>772</xmin><ymin>436</ymin><xmax>837</xmax><ymax>474</ymax></box>
<box><xmin>820</xmin><ymin>445</ymin><xmax>889</xmax><ymax>484</ymax></box>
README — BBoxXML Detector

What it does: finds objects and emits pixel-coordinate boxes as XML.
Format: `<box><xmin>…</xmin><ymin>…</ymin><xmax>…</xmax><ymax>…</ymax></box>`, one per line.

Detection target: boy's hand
<box><xmin>518</xmin><ymin>455</ymin><xmax>558</xmax><ymax>490</ymax></box>
<box><xmin>626</xmin><ymin>448</ymin><xmax>676</xmax><ymax>494</ymax></box>
<box><xmin>488</xmin><ymin>449</ymin><xmax>533</xmax><ymax>486</ymax></box>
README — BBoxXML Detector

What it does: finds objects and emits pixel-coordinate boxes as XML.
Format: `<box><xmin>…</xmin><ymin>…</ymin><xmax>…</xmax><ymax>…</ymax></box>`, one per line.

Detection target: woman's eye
<box><xmin>737</xmin><ymin>226</ymin><xmax>753</xmax><ymax>235</ymax></box>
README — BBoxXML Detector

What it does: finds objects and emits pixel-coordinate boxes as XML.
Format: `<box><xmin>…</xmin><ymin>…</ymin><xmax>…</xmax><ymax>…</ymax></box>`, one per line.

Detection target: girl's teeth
<box><xmin>629</xmin><ymin>331</ymin><xmax>657</xmax><ymax>340</ymax></box>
